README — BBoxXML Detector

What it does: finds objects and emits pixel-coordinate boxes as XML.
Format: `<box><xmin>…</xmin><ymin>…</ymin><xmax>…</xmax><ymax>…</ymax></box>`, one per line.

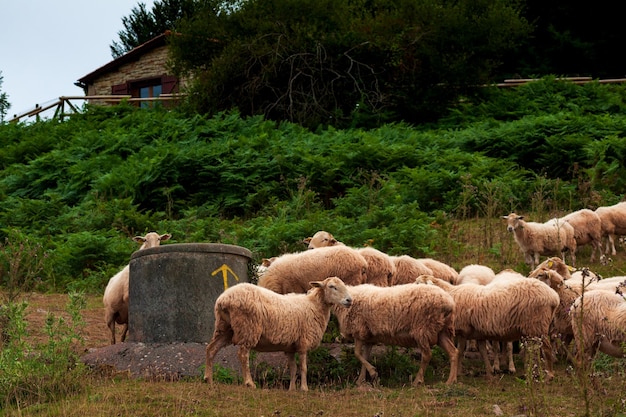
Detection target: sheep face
<box><xmin>502</xmin><ymin>213</ymin><xmax>523</xmax><ymax>233</ymax></box>
<box><xmin>311</xmin><ymin>276</ymin><xmax>353</xmax><ymax>307</ymax></box>
<box><xmin>133</xmin><ymin>232</ymin><xmax>172</xmax><ymax>249</ymax></box>
<box><xmin>304</xmin><ymin>231</ymin><xmax>340</xmax><ymax>249</ymax></box>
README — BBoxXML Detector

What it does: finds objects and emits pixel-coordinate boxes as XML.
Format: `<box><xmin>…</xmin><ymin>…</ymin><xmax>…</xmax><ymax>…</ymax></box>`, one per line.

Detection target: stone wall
<box><xmin>86</xmin><ymin>46</ymin><xmax>185</xmax><ymax>96</ymax></box>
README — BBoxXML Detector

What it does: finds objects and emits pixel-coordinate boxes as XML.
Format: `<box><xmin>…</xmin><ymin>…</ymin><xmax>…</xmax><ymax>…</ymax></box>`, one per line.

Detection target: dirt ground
<box><xmin>20</xmin><ymin>293</ymin><xmax>291</xmax><ymax>381</ymax></box>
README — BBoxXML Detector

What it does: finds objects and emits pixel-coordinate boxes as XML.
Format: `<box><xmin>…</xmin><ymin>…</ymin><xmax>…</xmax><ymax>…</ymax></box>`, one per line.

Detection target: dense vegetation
<box><xmin>1</xmin><ymin>78</ymin><xmax>626</xmax><ymax>295</ymax></box>
<box><xmin>111</xmin><ymin>0</ymin><xmax>626</xmax><ymax>127</ymax></box>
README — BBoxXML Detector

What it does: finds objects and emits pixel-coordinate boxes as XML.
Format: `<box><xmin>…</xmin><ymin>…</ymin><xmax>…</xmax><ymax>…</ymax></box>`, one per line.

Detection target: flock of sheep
<box><xmin>103</xmin><ymin>202</ymin><xmax>626</xmax><ymax>391</ymax></box>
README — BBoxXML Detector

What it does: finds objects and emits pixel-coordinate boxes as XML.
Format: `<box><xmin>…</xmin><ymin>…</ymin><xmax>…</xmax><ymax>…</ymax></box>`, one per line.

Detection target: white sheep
<box><xmin>102</xmin><ymin>232</ymin><xmax>171</xmax><ymax>344</ymax></box>
<box><xmin>502</xmin><ymin>212</ymin><xmax>577</xmax><ymax>269</ymax></box>
<box><xmin>528</xmin><ymin>268</ymin><xmax>584</xmax><ymax>351</ymax></box>
<box><xmin>456</xmin><ymin>266</ymin><xmax>518</xmax><ymax>374</ymax></box>
<box><xmin>570</xmin><ymin>286</ymin><xmax>626</xmax><ymax>363</ymax></box>
<box><xmin>415</xmin><ymin>274</ymin><xmax>559</xmax><ymax>380</ymax></box>
<box><xmin>332</xmin><ymin>282</ymin><xmax>458</xmax><ymax>386</ymax></box>
<box><xmin>529</xmin><ymin>256</ymin><xmax>574</xmax><ymax>280</ymax></box>
<box><xmin>457</xmin><ymin>264</ymin><xmax>496</xmax><ymax>285</ymax></box>
<box><xmin>561</xmin><ymin>209</ymin><xmax>603</xmax><ymax>263</ymax></box>
<box><xmin>258</xmin><ymin>246</ymin><xmax>367</xmax><ymax>294</ymax></box>
<box><xmin>417</xmin><ymin>258</ymin><xmax>459</xmax><ymax>284</ymax></box>
<box><xmin>595</xmin><ymin>201</ymin><xmax>626</xmax><ymax>256</ymax></box>
<box><xmin>303</xmin><ymin>230</ymin><xmax>344</xmax><ymax>249</ymax></box>
<box><xmin>388</xmin><ymin>255</ymin><xmax>433</xmax><ymax>285</ymax></box>
<box><xmin>254</xmin><ymin>257</ymin><xmax>276</xmax><ymax>279</ymax></box>
<box><xmin>357</xmin><ymin>247</ymin><xmax>396</xmax><ymax>286</ymax></box>
<box><xmin>204</xmin><ymin>276</ymin><xmax>353</xmax><ymax>391</ymax></box>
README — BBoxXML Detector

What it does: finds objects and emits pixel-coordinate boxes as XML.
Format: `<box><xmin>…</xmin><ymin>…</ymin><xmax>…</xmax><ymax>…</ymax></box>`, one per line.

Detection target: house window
<box><xmin>138</xmin><ymin>83</ymin><xmax>163</xmax><ymax>108</ymax></box>
<box><xmin>111</xmin><ymin>76</ymin><xmax>178</xmax><ymax>107</ymax></box>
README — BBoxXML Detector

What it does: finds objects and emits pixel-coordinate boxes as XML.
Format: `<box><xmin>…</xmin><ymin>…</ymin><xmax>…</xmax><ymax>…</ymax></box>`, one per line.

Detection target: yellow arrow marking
<box><xmin>211</xmin><ymin>264</ymin><xmax>240</xmax><ymax>290</ymax></box>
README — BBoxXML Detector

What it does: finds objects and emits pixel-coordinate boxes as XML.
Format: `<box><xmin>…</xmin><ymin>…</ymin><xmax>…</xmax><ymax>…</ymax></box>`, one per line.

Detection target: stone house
<box><xmin>76</xmin><ymin>31</ymin><xmax>184</xmax><ymax>107</ymax></box>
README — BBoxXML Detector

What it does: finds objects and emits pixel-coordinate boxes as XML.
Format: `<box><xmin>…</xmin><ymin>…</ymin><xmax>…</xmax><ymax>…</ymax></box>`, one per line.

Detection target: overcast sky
<box><xmin>1</xmin><ymin>0</ymin><xmax>155</xmax><ymax>120</ymax></box>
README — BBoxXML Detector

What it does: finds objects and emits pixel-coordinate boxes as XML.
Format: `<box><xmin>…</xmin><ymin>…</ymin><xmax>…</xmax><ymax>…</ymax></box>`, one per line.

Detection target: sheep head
<box><xmin>304</xmin><ymin>231</ymin><xmax>341</xmax><ymax>249</ymax></box>
<box><xmin>133</xmin><ymin>232</ymin><xmax>172</xmax><ymax>250</ymax></box>
<box><xmin>502</xmin><ymin>213</ymin><xmax>524</xmax><ymax>233</ymax></box>
<box><xmin>310</xmin><ymin>276</ymin><xmax>352</xmax><ymax>307</ymax></box>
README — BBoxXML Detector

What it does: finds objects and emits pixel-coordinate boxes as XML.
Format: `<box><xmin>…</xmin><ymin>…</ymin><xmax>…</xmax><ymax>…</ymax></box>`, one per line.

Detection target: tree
<box><xmin>169</xmin><ymin>0</ymin><xmax>532</xmax><ymax>127</ymax></box>
<box><xmin>110</xmin><ymin>0</ymin><xmax>201</xmax><ymax>58</ymax></box>
<box><xmin>0</xmin><ymin>71</ymin><xmax>10</xmax><ymax>123</ymax></box>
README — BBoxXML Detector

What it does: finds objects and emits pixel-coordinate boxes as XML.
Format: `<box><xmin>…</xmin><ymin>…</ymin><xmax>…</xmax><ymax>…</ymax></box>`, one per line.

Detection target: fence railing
<box><xmin>8</xmin><ymin>94</ymin><xmax>184</xmax><ymax>123</ymax></box>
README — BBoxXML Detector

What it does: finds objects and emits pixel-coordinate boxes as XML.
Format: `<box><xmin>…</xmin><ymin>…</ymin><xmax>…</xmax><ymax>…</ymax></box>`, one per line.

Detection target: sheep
<box><xmin>254</xmin><ymin>257</ymin><xmax>276</xmax><ymax>280</ymax></box>
<box><xmin>595</xmin><ymin>201</ymin><xmax>626</xmax><ymax>256</ymax></box>
<box><xmin>417</xmin><ymin>258</ymin><xmax>459</xmax><ymax>284</ymax></box>
<box><xmin>457</xmin><ymin>264</ymin><xmax>496</xmax><ymax>285</ymax></box>
<box><xmin>456</xmin><ymin>266</ymin><xmax>518</xmax><ymax>373</ymax></box>
<box><xmin>332</xmin><ymin>282</ymin><xmax>458</xmax><ymax>386</ymax></box>
<box><xmin>303</xmin><ymin>230</ymin><xmax>344</xmax><ymax>249</ymax></box>
<box><xmin>415</xmin><ymin>274</ymin><xmax>559</xmax><ymax>380</ymax></box>
<box><xmin>561</xmin><ymin>209</ymin><xmax>603</xmax><ymax>263</ymax></box>
<box><xmin>529</xmin><ymin>256</ymin><xmax>574</xmax><ymax>280</ymax></box>
<box><xmin>204</xmin><ymin>276</ymin><xmax>353</xmax><ymax>391</ymax></box>
<box><xmin>103</xmin><ymin>232</ymin><xmax>171</xmax><ymax>344</ymax></box>
<box><xmin>357</xmin><ymin>247</ymin><xmax>396</xmax><ymax>286</ymax></box>
<box><xmin>302</xmin><ymin>231</ymin><xmax>457</xmax><ymax>284</ymax></box>
<box><xmin>528</xmin><ymin>268</ymin><xmax>584</xmax><ymax>352</ymax></box>
<box><xmin>502</xmin><ymin>212</ymin><xmax>577</xmax><ymax>269</ymax></box>
<box><xmin>570</xmin><ymin>286</ymin><xmax>626</xmax><ymax>363</ymax></box>
<box><xmin>258</xmin><ymin>246</ymin><xmax>367</xmax><ymax>294</ymax></box>
<box><xmin>389</xmin><ymin>255</ymin><xmax>433</xmax><ymax>285</ymax></box>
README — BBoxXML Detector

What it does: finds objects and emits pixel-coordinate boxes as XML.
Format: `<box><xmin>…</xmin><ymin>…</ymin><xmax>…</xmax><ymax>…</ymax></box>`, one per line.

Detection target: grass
<box><xmin>3</xmin><ymin>359</ymin><xmax>625</xmax><ymax>417</ymax></box>
<box><xmin>2</xmin><ymin>216</ymin><xmax>626</xmax><ymax>416</ymax></box>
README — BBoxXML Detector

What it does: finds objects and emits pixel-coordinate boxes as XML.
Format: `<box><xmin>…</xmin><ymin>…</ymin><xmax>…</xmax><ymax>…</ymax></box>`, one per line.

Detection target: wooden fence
<box><xmin>8</xmin><ymin>94</ymin><xmax>184</xmax><ymax>123</ymax></box>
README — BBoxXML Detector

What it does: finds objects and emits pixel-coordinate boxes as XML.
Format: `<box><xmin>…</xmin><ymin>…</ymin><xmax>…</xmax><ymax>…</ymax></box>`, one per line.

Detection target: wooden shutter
<box><xmin>161</xmin><ymin>76</ymin><xmax>178</xmax><ymax>94</ymax></box>
<box><xmin>112</xmin><ymin>83</ymin><xmax>129</xmax><ymax>94</ymax></box>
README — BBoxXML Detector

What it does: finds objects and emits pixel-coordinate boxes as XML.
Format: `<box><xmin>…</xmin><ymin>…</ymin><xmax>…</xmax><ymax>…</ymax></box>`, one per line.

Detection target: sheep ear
<box><xmin>567</xmin><ymin>266</ymin><xmax>575</xmax><ymax>272</ymax></box>
<box><xmin>303</xmin><ymin>237</ymin><xmax>312</xmax><ymax>244</ymax></box>
<box><xmin>517</xmin><ymin>215</ymin><xmax>524</xmax><ymax>220</ymax></box>
<box><xmin>329</xmin><ymin>238</ymin><xmax>338</xmax><ymax>245</ymax></box>
<box><xmin>309</xmin><ymin>281</ymin><xmax>322</xmax><ymax>288</ymax></box>
<box><xmin>160</xmin><ymin>233</ymin><xmax>172</xmax><ymax>241</ymax></box>
<box><xmin>501</xmin><ymin>216</ymin><xmax>509</xmax><ymax>219</ymax></box>
<box><xmin>133</xmin><ymin>236</ymin><xmax>146</xmax><ymax>244</ymax></box>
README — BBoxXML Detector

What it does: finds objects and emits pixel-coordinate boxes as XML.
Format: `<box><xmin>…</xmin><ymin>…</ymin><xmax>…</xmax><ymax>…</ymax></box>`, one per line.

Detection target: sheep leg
<box><xmin>606</xmin><ymin>235</ymin><xmax>617</xmax><ymax>256</ymax></box>
<box><xmin>237</xmin><ymin>346</ymin><xmax>255</xmax><ymax>388</ymax></box>
<box><xmin>491</xmin><ymin>341</ymin><xmax>501</xmax><ymax>372</ymax></box>
<box><xmin>204</xmin><ymin>326</ymin><xmax>234</xmax><ymax>385</ymax></box>
<box><xmin>478</xmin><ymin>340</ymin><xmax>495</xmax><ymax>377</ymax></box>
<box><xmin>284</xmin><ymin>352</ymin><xmax>298</xmax><ymax>390</ymax></box>
<box><xmin>438</xmin><ymin>332</ymin><xmax>458</xmax><ymax>385</ymax></box>
<box><xmin>120</xmin><ymin>323</ymin><xmax>128</xmax><ymax>343</ymax></box>
<box><xmin>298</xmin><ymin>351</ymin><xmax>309</xmax><ymax>391</ymax></box>
<box><xmin>456</xmin><ymin>336</ymin><xmax>467</xmax><ymax>376</ymax></box>
<box><xmin>540</xmin><ymin>336</ymin><xmax>555</xmax><ymax>381</ymax></box>
<box><xmin>354</xmin><ymin>339</ymin><xmax>378</xmax><ymax>385</ymax></box>
<box><xmin>356</xmin><ymin>343</ymin><xmax>374</xmax><ymax>385</ymax></box>
<box><xmin>107</xmin><ymin>320</ymin><xmax>116</xmax><ymax>345</ymax></box>
<box><xmin>413</xmin><ymin>345</ymin><xmax>431</xmax><ymax>386</ymax></box>
<box><xmin>506</xmin><ymin>341</ymin><xmax>516</xmax><ymax>373</ymax></box>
